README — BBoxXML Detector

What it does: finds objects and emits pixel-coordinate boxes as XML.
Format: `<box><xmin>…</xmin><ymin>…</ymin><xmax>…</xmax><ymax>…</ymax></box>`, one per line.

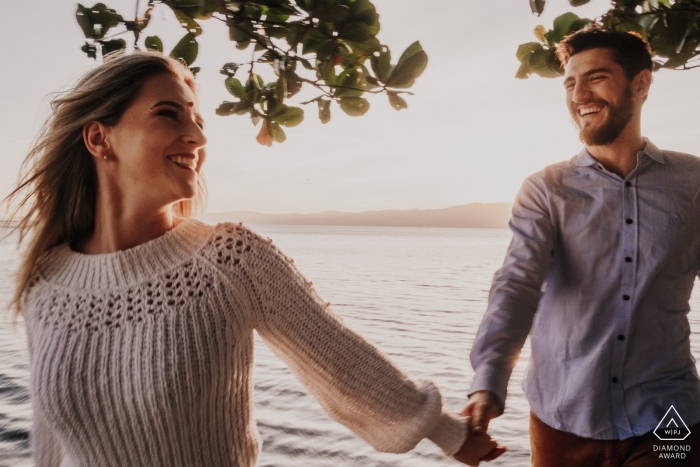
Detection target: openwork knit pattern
<box><xmin>24</xmin><ymin>219</ymin><xmax>467</xmax><ymax>467</ymax></box>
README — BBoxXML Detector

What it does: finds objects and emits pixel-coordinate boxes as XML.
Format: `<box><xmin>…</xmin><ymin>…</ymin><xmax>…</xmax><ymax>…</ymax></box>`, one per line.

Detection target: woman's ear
<box><xmin>83</xmin><ymin>121</ymin><xmax>111</xmax><ymax>160</ymax></box>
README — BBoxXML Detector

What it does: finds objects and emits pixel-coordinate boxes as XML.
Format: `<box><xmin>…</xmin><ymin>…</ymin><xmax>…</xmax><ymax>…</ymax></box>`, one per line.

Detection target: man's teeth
<box><xmin>168</xmin><ymin>155</ymin><xmax>196</xmax><ymax>170</ymax></box>
<box><xmin>580</xmin><ymin>106</ymin><xmax>603</xmax><ymax>116</ymax></box>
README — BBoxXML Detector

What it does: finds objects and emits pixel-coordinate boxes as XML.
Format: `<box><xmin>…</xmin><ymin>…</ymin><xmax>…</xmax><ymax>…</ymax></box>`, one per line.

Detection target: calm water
<box><xmin>1</xmin><ymin>225</ymin><xmax>699</xmax><ymax>467</ymax></box>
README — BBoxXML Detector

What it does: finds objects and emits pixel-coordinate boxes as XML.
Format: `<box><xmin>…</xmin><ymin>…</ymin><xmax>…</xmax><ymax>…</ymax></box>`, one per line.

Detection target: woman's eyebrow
<box><xmin>152</xmin><ymin>100</ymin><xmax>184</xmax><ymax>109</ymax></box>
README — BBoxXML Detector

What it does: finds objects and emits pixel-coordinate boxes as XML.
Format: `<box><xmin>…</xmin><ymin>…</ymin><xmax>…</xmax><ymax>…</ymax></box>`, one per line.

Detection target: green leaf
<box><xmin>348</xmin><ymin>0</ymin><xmax>379</xmax><ymax>35</ymax></box>
<box><xmin>662</xmin><ymin>38</ymin><xmax>699</xmax><ymax>69</ymax></box>
<box><xmin>225</xmin><ymin>77</ymin><xmax>246</xmax><ymax>98</ymax></box>
<box><xmin>298</xmin><ymin>57</ymin><xmax>314</xmax><ymax>70</ymax></box>
<box><xmin>170</xmin><ymin>33</ymin><xmax>199</xmax><ymax>66</ymax></box>
<box><xmin>271</xmin><ymin>106</ymin><xmax>304</xmax><ymax>127</ymax></box>
<box><xmin>549</xmin><ymin>12</ymin><xmax>581</xmax><ymax>44</ymax></box>
<box><xmin>100</xmin><ymin>39</ymin><xmax>126</xmax><ymax>54</ymax></box>
<box><xmin>81</xmin><ymin>42</ymin><xmax>97</xmax><ymax>59</ymax></box>
<box><xmin>339</xmin><ymin>97</ymin><xmax>370</xmax><ymax>116</ymax></box>
<box><xmin>316</xmin><ymin>4</ymin><xmax>351</xmax><ymax>23</ymax></box>
<box><xmin>285</xmin><ymin>70</ymin><xmax>303</xmax><ymax>97</ymax></box>
<box><xmin>370</xmin><ymin>45</ymin><xmax>392</xmax><ymax>83</ymax></box>
<box><xmin>220</xmin><ymin>62</ymin><xmax>239</xmax><ymax>77</ymax></box>
<box><xmin>334</xmin><ymin>67</ymin><xmax>363</xmax><ymax>98</ymax></box>
<box><xmin>236</xmin><ymin>39</ymin><xmax>251</xmax><ymax>50</ymax></box>
<box><xmin>75</xmin><ymin>3</ymin><xmax>123</xmax><ymax>40</ymax></box>
<box><xmin>345</xmin><ymin>37</ymin><xmax>381</xmax><ymax>56</ymax></box>
<box><xmin>229</xmin><ymin>25</ymin><xmax>250</xmax><ymax>42</ymax></box>
<box><xmin>318</xmin><ymin>99</ymin><xmax>331</xmax><ymax>124</ymax></box>
<box><xmin>530</xmin><ymin>48</ymin><xmax>563</xmax><ymax>78</ymax></box>
<box><xmin>530</xmin><ymin>0</ymin><xmax>545</xmax><ymax>16</ymax></box>
<box><xmin>534</xmin><ymin>25</ymin><xmax>547</xmax><ymax>43</ymax></box>
<box><xmin>317</xmin><ymin>60</ymin><xmax>337</xmax><ymax>85</ymax></box>
<box><xmin>515</xmin><ymin>63</ymin><xmax>532</xmax><ymax>79</ymax></box>
<box><xmin>385</xmin><ymin>41</ymin><xmax>428</xmax><ymax>88</ymax></box>
<box><xmin>189</xmin><ymin>67</ymin><xmax>200</xmax><ymax>77</ymax></box>
<box><xmin>387</xmin><ymin>92</ymin><xmax>407</xmax><ymax>110</ymax></box>
<box><xmin>517</xmin><ymin>42</ymin><xmax>543</xmax><ymax>64</ymax></box>
<box><xmin>569</xmin><ymin>0</ymin><xmax>589</xmax><ymax>5</ymax></box>
<box><xmin>173</xmin><ymin>10</ymin><xmax>202</xmax><ymax>37</ymax></box>
<box><xmin>265</xmin><ymin>11</ymin><xmax>290</xmax><ymax>23</ymax></box>
<box><xmin>144</xmin><ymin>35</ymin><xmax>163</xmax><ymax>53</ymax></box>
<box><xmin>339</xmin><ymin>22</ymin><xmax>373</xmax><ymax>42</ymax></box>
<box><xmin>611</xmin><ymin>18</ymin><xmax>647</xmax><ymax>38</ymax></box>
<box><xmin>76</xmin><ymin>4</ymin><xmax>96</xmax><ymax>38</ymax></box>
<box><xmin>317</xmin><ymin>40</ymin><xmax>340</xmax><ymax>61</ymax></box>
<box><xmin>216</xmin><ymin>101</ymin><xmax>249</xmax><ymax>116</ymax></box>
<box><xmin>269</xmin><ymin>122</ymin><xmax>286</xmax><ymax>143</ymax></box>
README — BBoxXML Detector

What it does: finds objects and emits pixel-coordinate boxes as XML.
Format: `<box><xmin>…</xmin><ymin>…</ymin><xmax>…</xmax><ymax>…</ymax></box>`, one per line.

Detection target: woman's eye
<box><xmin>158</xmin><ymin>109</ymin><xmax>179</xmax><ymax>120</ymax></box>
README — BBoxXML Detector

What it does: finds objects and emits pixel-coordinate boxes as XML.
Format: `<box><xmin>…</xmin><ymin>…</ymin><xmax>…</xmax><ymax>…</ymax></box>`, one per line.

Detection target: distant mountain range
<box><xmin>203</xmin><ymin>203</ymin><xmax>512</xmax><ymax>229</ymax></box>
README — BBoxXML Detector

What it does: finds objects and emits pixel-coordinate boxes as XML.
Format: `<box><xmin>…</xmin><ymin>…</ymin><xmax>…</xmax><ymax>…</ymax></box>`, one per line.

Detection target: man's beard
<box><xmin>574</xmin><ymin>85</ymin><xmax>634</xmax><ymax>146</ymax></box>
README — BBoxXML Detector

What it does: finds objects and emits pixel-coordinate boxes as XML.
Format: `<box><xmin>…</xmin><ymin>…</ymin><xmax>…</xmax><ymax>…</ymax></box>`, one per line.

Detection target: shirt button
<box><xmin>625</xmin><ymin>181</ymin><xmax>631</xmax><ymax>187</ymax></box>
<box><xmin>623</xmin><ymin>295</ymin><xmax>630</xmax><ymax>300</ymax></box>
<box><xmin>612</xmin><ymin>377</ymin><xmax>619</xmax><ymax>383</ymax></box>
<box><xmin>626</xmin><ymin>219</ymin><xmax>633</xmax><ymax>224</ymax></box>
<box><xmin>617</xmin><ymin>335</ymin><xmax>625</xmax><ymax>341</ymax></box>
<box><xmin>625</xmin><ymin>257</ymin><xmax>632</xmax><ymax>263</ymax></box>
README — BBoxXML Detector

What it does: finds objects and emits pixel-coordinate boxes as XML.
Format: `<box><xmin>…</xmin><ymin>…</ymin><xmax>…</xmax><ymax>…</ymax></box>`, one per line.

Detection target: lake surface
<box><xmin>1</xmin><ymin>225</ymin><xmax>699</xmax><ymax>467</ymax></box>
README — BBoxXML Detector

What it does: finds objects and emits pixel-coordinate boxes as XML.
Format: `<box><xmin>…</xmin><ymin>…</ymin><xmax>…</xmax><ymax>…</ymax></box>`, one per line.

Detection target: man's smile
<box><xmin>579</xmin><ymin>105</ymin><xmax>604</xmax><ymax>117</ymax></box>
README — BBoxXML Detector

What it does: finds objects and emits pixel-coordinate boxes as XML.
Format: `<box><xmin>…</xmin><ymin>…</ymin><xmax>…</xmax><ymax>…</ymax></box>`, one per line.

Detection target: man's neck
<box><xmin>585</xmin><ymin>124</ymin><xmax>645</xmax><ymax>179</ymax></box>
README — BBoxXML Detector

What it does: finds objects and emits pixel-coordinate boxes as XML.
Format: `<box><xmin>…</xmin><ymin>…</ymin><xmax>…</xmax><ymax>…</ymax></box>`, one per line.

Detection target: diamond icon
<box><xmin>654</xmin><ymin>406</ymin><xmax>691</xmax><ymax>441</ymax></box>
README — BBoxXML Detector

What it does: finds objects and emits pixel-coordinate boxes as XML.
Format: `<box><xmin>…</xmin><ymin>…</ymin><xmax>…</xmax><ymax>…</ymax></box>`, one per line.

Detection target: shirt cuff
<box><xmin>427</xmin><ymin>411</ymin><xmax>469</xmax><ymax>457</ymax></box>
<box><xmin>468</xmin><ymin>367</ymin><xmax>508</xmax><ymax>415</ymax></box>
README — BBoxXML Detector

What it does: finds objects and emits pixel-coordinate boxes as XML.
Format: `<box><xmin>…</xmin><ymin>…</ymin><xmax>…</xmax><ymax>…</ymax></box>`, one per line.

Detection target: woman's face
<box><xmin>105</xmin><ymin>72</ymin><xmax>207</xmax><ymax>211</ymax></box>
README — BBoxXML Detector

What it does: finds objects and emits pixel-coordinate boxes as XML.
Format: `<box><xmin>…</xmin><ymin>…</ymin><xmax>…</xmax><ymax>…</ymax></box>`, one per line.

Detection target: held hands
<box><xmin>453</xmin><ymin>391</ymin><xmax>505</xmax><ymax>466</ymax></box>
<box><xmin>453</xmin><ymin>430</ymin><xmax>506</xmax><ymax>466</ymax></box>
<box><xmin>461</xmin><ymin>391</ymin><xmax>500</xmax><ymax>434</ymax></box>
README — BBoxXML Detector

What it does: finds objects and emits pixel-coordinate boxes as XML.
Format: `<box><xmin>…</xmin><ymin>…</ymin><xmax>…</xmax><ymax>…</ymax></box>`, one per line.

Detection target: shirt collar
<box><xmin>640</xmin><ymin>139</ymin><xmax>664</xmax><ymax>164</ymax></box>
<box><xmin>573</xmin><ymin>138</ymin><xmax>664</xmax><ymax>167</ymax></box>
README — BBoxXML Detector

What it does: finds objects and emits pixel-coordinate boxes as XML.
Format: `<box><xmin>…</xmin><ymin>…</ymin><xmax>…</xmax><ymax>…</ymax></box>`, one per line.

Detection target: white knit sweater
<box><xmin>24</xmin><ymin>219</ymin><xmax>467</xmax><ymax>466</ymax></box>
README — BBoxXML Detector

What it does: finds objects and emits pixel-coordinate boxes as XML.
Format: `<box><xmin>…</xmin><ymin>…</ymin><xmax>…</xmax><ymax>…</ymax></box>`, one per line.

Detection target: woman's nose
<box><xmin>183</xmin><ymin>120</ymin><xmax>207</xmax><ymax>147</ymax></box>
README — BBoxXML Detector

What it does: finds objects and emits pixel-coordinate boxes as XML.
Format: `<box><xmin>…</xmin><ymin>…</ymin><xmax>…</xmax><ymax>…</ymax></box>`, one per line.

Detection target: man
<box><xmin>462</xmin><ymin>27</ymin><xmax>700</xmax><ymax>466</ymax></box>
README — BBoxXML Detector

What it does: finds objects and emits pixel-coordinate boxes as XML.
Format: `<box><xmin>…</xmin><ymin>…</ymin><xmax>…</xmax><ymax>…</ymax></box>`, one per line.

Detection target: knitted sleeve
<box><xmin>226</xmin><ymin>227</ymin><xmax>467</xmax><ymax>456</ymax></box>
<box><xmin>31</xmin><ymin>405</ymin><xmax>64</xmax><ymax>467</ymax></box>
<box><xmin>26</xmin><ymin>314</ymin><xmax>64</xmax><ymax>467</ymax></box>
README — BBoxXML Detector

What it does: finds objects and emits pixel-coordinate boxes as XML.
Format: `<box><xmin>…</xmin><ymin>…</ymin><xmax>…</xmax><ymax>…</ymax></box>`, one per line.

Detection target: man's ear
<box><xmin>83</xmin><ymin>121</ymin><xmax>111</xmax><ymax>160</ymax></box>
<box><xmin>633</xmin><ymin>69</ymin><xmax>653</xmax><ymax>101</ymax></box>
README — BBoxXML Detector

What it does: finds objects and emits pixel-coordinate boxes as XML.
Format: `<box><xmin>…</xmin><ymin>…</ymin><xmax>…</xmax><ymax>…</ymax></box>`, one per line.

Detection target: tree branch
<box><xmin>296</xmin><ymin>76</ymin><xmax>414</xmax><ymax>99</ymax></box>
<box><xmin>612</xmin><ymin>7</ymin><xmax>700</xmax><ymax>18</ymax></box>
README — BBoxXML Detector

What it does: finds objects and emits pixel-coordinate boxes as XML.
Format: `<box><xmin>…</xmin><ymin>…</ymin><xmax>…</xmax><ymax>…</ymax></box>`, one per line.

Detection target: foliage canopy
<box><xmin>75</xmin><ymin>0</ymin><xmax>428</xmax><ymax>145</ymax></box>
<box><xmin>518</xmin><ymin>0</ymin><xmax>700</xmax><ymax>79</ymax></box>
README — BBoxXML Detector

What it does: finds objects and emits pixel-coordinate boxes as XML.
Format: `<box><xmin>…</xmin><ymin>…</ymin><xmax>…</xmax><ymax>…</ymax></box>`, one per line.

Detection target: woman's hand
<box><xmin>453</xmin><ymin>422</ymin><xmax>506</xmax><ymax>466</ymax></box>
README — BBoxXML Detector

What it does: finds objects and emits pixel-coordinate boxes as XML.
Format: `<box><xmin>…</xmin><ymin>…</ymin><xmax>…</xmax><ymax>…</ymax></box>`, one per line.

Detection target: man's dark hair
<box><xmin>556</xmin><ymin>26</ymin><xmax>653</xmax><ymax>80</ymax></box>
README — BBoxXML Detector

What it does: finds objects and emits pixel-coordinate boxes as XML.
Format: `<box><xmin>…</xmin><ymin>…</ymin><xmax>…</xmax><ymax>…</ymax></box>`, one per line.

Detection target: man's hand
<box><xmin>461</xmin><ymin>391</ymin><xmax>500</xmax><ymax>434</ymax></box>
<box><xmin>453</xmin><ymin>430</ymin><xmax>506</xmax><ymax>466</ymax></box>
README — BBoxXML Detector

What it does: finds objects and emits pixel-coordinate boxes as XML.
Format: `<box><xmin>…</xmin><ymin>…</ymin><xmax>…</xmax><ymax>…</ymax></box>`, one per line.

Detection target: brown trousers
<box><xmin>530</xmin><ymin>412</ymin><xmax>700</xmax><ymax>467</ymax></box>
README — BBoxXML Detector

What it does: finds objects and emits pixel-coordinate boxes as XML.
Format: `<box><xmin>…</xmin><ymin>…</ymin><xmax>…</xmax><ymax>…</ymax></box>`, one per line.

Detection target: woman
<box><xmin>5</xmin><ymin>52</ymin><xmax>503</xmax><ymax>466</ymax></box>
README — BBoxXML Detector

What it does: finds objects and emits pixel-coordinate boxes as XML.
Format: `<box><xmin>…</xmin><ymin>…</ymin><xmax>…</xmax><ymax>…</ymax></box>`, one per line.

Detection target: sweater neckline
<box><xmin>39</xmin><ymin>218</ymin><xmax>215</xmax><ymax>290</ymax></box>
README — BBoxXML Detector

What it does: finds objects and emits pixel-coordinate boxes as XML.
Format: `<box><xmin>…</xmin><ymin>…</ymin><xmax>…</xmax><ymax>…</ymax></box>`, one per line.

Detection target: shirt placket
<box><xmin>610</xmin><ymin>170</ymin><xmax>638</xmax><ymax>437</ymax></box>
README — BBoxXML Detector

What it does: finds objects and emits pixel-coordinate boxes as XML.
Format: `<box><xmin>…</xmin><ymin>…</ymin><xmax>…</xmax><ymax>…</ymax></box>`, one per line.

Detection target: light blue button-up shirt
<box><xmin>470</xmin><ymin>140</ymin><xmax>700</xmax><ymax>439</ymax></box>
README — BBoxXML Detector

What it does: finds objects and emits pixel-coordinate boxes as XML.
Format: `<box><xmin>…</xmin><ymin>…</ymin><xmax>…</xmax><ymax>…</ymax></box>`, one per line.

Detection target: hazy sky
<box><xmin>2</xmin><ymin>0</ymin><xmax>699</xmax><ymax>214</ymax></box>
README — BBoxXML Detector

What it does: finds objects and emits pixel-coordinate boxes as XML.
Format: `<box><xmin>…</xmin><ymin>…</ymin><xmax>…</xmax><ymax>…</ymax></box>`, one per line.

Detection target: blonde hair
<box><xmin>3</xmin><ymin>51</ymin><xmax>207</xmax><ymax>317</ymax></box>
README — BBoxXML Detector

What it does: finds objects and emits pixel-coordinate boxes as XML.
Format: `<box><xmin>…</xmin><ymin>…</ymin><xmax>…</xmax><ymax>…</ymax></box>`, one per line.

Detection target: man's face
<box><xmin>564</xmin><ymin>48</ymin><xmax>635</xmax><ymax>146</ymax></box>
